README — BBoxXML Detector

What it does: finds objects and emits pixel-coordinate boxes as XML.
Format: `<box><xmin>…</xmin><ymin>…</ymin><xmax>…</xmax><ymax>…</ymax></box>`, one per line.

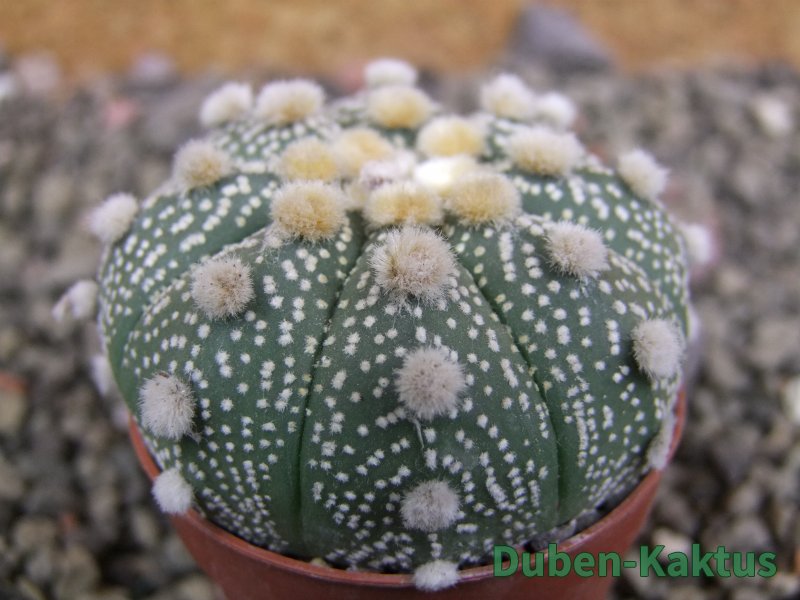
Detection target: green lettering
<box><xmin>639</xmin><ymin>545</ymin><xmax>666</xmax><ymax>577</ymax></box>
<box><xmin>597</xmin><ymin>552</ymin><xmax>621</xmax><ymax>577</ymax></box>
<box><xmin>757</xmin><ymin>552</ymin><xmax>777</xmax><ymax>578</ymax></box>
<box><xmin>521</xmin><ymin>551</ymin><xmax>544</xmax><ymax>577</ymax></box>
<box><xmin>714</xmin><ymin>546</ymin><xmax>731</xmax><ymax>577</ymax></box>
<box><xmin>493</xmin><ymin>545</ymin><xmax>518</xmax><ymax>577</ymax></box>
<box><xmin>691</xmin><ymin>544</ymin><xmax>714</xmax><ymax>577</ymax></box>
<box><xmin>731</xmin><ymin>552</ymin><xmax>755</xmax><ymax>577</ymax></box>
<box><xmin>666</xmin><ymin>551</ymin><xmax>688</xmax><ymax>577</ymax></box>
<box><xmin>548</xmin><ymin>543</ymin><xmax>571</xmax><ymax>577</ymax></box>
<box><xmin>573</xmin><ymin>552</ymin><xmax>595</xmax><ymax>577</ymax></box>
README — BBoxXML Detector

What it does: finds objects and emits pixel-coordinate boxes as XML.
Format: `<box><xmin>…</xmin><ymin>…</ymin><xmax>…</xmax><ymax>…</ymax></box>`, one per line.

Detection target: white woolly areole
<box><xmin>199</xmin><ymin>82</ymin><xmax>253</xmax><ymax>128</ymax></box>
<box><xmin>396</xmin><ymin>347</ymin><xmax>466</xmax><ymax>421</ymax></box>
<box><xmin>139</xmin><ymin>372</ymin><xmax>196</xmax><ymax>439</ymax></box>
<box><xmin>90</xmin><ymin>353</ymin><xmax>116</xmax><ymax>397</ymax></box>
<box><xmin>364</xmin><ymin>58</ymin><xmax>418</xmax><ymax>88</ymax></box>
<box><xmin>364</xmin><ymin>181</ymin><xmax>443</xmax><ymax>228</ymax></box>
<box><xmin>255</xmin><ymin>79</ymin><xmax>325</xmax><ymax>124</ymax></box>
<box><xmin>480</xmin><ymin>73</ymin><xmax>536</xmax><ymax>120</ymax></box>
<box><xmin>401</xmin><ymin>480</ymin><xmax>461</xmax><ymax>531</ymax></box>
<box><xmin>52</xmin><ymin>280</ymin><xmax>98</xmax><ymax>322</ymax></box>
<box><xmin>413</xmin><ymin>155</ymin><xmax>479</xmax><ymax>195</ymax></box>
<box><xmin>507</xmin><ymin>127</ymin><xmax>583</xmax><ymax>176</ymax></box>
<box><xmin>618</xmin><ymin>149</ymin><xmax>668</xmax><ymax>201</ymax></box>
<box><xmin>370</xmin><ymin>226</ymin><xmax>456</xmax><ymax>304</ymax></box>
<box><xmin>279</xmin><ymin>138</ymin><xmax>338</xmax><ymax>182</ymax></box>
<box><xmin>679</xmin><ymin>222</ymin><xmax>714</xmax><ymax>268</ymax></box>
<box><xmin>366</xmin><ymin>85</ymin><xmax>433</xmax><ymax>129</ymax></box>
<box><xmin>546</xmin><ymin>221</ymin><xmax>609</xmax><ymax>281</ymax></box>
<box><xmin>270</xmin><ymin>181</ymin><xmax>347</xmax><ymax>241</ymax></box>
<box><xmin>88</xmin><ymin>193</ymin><xmax>138</xmax><ymax>244</ymax></box>
<box><xmin>190</xmin><ymin>256</ymin><xmax>255</xmax><ymax>319</ymax></box>
<box><xmin>631</xmin><ymin>319</ymin><xmax>685</xmax><ymax>380</ymax></box>
<box><xmin>152</xmin><ymin>468</ymin><xmax>193</xmax><ymax>514</ymax></box>
<box><xmin>358</xmin><ymin>152</ymin><xmax>417</xmax><ymax>191</ymax></box>
<box><xmin>413</xmin><ymin>560</ymin><xmax>459</xmax><ymax>592</ymax></box>
<box><xmin>646</xmin><ymin>408</ymin><xmax>676</xmax><ymax>471</ymax></box>
<box><xmin>534</xmin><ymin>91</ymin><xmax>577</xmax><ymax>129</ymax></box>
<box><xmin>445</xmin><ymin>171</ymin><xmax>521</xmax><ymax>225</ymax></box>
<box><xmin>333</xmin><ymin>128</ymin><xmax>395</xmax><ymax>178</ymax></box>
<box><xmin>173</xmin><ymin>140</ymin><xmax>233</xmax><ymax>192</ymax></box>
<box><xmin>416</xmin><ymin>116</ymin><xmax>484</xmax><ymax>157</ymax></box>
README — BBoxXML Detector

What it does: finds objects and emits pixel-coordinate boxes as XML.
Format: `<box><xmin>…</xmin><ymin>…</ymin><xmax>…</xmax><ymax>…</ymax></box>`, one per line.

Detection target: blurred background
<box><xmin>0</xmin><ymin>1</ymin><xmax>799</xmax><ymax>599</ymax></box>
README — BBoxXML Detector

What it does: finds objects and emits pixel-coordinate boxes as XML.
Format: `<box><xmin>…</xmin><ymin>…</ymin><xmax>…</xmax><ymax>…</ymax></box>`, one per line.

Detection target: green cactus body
<box><xmin>90</xmin><ymin>63</ymin><xmax>689</xmax><ymax>588</ymax></box>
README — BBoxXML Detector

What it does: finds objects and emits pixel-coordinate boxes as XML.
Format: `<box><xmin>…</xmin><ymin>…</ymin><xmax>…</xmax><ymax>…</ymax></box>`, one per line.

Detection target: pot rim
<box><xmin>130</xmin><ymin>388</ymin><xmax>685</xmax><ymax>588</ymax></box>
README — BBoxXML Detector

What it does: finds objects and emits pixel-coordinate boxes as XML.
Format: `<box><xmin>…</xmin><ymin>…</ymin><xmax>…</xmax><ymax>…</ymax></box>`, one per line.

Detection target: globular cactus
<box><xmin>74</xmin><ymin>59</ymin><xmax>692</xmax><ymax>591</ymax></box>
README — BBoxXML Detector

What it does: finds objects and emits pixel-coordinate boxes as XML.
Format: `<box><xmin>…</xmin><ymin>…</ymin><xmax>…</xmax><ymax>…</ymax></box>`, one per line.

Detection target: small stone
<box><xmin>12</xmin><ymin>517</ymin><xmax>58</xmax><ymax>555</ymax></box>
<box><xmin>750</xmin><ymin>317</ymin><xmax>800</xmax><ymax>370</ymax></box>
<box><xmin>781</xmin><ymin>376</ymin><xmax>800</xmax><ymax>425</ymax></box>
<box><xmin>651</xmin><ymin>527</ymin><xmax>692</xmax><ymax>556</ymax></box>
<box><xmin>53</xmin><ymin>545</ymin><xmax>100</xmax><ymax>599</ymax></box>
<box><xmin>0</xmin><ymin>453</ymin><xmax>24</xmax><ymax>501</ymax></box>
<box><xmin>0</xmin><ymin>376</ymin><xmax>26</xmax><ymax>434</ymax></box>
<box><xmin>750</xmin><ymin>94</ymin><xmax>794</xmax><ymax>138</ymax></box>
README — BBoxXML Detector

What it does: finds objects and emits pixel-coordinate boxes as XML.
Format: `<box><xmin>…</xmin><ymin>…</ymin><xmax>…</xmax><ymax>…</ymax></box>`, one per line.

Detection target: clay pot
<box><xmin>130</xmin><ymin>389</ymin><xmax>685</xmax><ymax>600</ymax></box>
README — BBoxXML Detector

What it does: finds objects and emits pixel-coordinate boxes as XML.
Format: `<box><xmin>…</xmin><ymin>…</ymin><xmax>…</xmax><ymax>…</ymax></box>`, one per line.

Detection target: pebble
<box><xmin>0</xmin><ymin>377</ymin><xmax>26</xmax><ymax>434</ymax></box>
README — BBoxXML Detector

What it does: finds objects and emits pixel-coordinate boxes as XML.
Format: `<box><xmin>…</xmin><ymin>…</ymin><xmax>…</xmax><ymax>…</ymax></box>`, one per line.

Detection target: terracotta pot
<box><xmin>130</xmin><ymin>389</ymin><xmax>685</xmax><ymax>600</ymax></box>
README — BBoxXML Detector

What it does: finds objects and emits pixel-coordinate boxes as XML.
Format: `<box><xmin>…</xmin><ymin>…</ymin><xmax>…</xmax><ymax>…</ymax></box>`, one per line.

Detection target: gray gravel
<box><xmin>1</xmin><ymin>48</ymin><xmax>799</xmax><ymax>599</ymax></box>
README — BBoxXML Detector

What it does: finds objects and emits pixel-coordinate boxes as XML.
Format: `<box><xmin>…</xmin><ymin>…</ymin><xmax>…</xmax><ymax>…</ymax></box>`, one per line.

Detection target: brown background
<box><xmin>0</xmin><ymin>0</ymin><xmax>798</xmax><ymax>79</ymax></box>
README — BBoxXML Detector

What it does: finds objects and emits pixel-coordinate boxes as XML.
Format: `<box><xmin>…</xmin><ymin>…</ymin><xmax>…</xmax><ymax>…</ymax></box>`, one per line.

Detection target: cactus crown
<box><xmin>84</xmin><ymin>60</ymin><xmax>689</xmax><ymax>590</ymax></box>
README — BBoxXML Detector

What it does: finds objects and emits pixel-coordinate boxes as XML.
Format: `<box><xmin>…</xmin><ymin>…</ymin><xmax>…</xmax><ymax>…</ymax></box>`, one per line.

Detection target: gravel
<box><xmin>1</xmin><ymin>44</ymin><xmax>799</xmax><ymax>599</ymax></box>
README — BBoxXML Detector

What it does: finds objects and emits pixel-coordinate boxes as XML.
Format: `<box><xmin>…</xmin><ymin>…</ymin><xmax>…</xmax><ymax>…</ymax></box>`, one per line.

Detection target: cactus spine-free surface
<box><xmin>80</xmin><ymin>60</ymin><xmax>690</xmax><ymax>591</ymax></box>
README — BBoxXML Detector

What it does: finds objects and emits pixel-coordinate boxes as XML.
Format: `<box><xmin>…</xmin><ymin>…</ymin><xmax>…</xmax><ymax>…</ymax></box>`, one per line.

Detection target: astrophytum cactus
<box><xmin>76</xmin><ymin>59</ymin><xmax>691</xmax><ymax>591</ymax></box>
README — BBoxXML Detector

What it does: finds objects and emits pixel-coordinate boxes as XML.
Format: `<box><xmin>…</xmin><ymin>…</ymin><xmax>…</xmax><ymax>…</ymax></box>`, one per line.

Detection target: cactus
<box><xmin>76</xmin><ymin>60</ymin><xmax>690</xmax><ymax>591</ymax></box>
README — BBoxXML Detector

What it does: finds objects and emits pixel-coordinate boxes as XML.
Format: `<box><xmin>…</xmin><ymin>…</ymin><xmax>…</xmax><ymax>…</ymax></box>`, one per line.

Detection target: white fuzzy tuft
<box><xmin>366</xmin><ymin>85</ymin><xmax>433</xmax><ymax>129</ymax></box>
<box><xmin>413</xmin><ymin>155</ymin><xmax>479</xmax><ymax>195</ymax></box>
<box><xmin>173</xmin><ymin>140</ymin><xmax>233</xmax><ymax>192</ymax></box>
<box><xmin>152</xmin><ymin>468</ymin><xmax>193</xmax><ymax>514</ymax></box>
<box><xmin>364</xmin><ymin>181</ymin><xmax>443</xmax><ymax>228</ymax></box>
<box><xmin>413</xmin><ymin>560</ymin><xmax>459</xmax><ymax>591</ymax></box>
<box><xmin>88</xmin><ymin>193</ymin><xmax>138</xmax><ymax>244</ymax></box>
<box><xmin>507</xmin><ymin>127</ymin><xmax>583</xmax><ymax>176</ymax></box>
<box><xmin>646</xmin><ymin>409</ymin><xmax>676</xmax><ymax>471</ymax></box>
<box><xmin>139</xmin><ymin>372</ymin><xmax>196</xmax><ymax>439</ymax></box>
<box><xmin>534</xmin><ymin>92</ymin><xmax>577</xmax><ymax>129</ymax></box>
<box><xmin>90</xmin><ymin>353</ymin><xmax>116</xmax><ymax>397</ymax></box>
<box><xmin>364</xmin><ymin>58</ymin><xmax>417</xmax><ymax>88</ymax></box>
<box><xmin>199</xmin><ymin>82</ymin><xmax>253</xmax><ymax>127</ymax></box>
<box><xmin>370</xmin><ymin>226</ymin><xmax>456</xmax><ymax>304</ymax></box>
<box><xmin>255</xmin><ymin>79</ymin><xmax>324</xmax><ymax>124</ymax></box>
<box><xmin>278</xmin><ymin>138</ymin><xmax>338</xmax><ymax>182</ymax></box>
<box><xmin>480</xmin><ymin>73</ymin><xmax>536</xmax><ymax>121</ymax></box>
<box><xmin>396</xmin><ymin>347</ymin><xmax>466</xmax><ymax>421</ymax></box>
<box><xmin>401</xmin><ymin>480</ymin><xmax>460</xmax><ymax>531</ymax></box>
<box><xmin>445</xmin><ymin>172</ymin><xmax>521</xmax><ymax>225</ymax></box>
<box><xmin>546</xmin><ymin>221</ymin><xmax>609</xmax><ymax>281</ymax></box>
<box><xmin>190</xmin><ymin>256</ymin><xmax>254</xmax><ymax>319</ymax></box>
<box><xmin>270</xmin><ymin>181</ymin><xmax>347</xmax><ymax>241</ymax></box>
<box><xmin>52</xmin><ymin>280</ymin><xmax>98</xmax><ymax>322</ymax></box>
<box><xmin>618</xmin><ymin>149</ymin><xmax>668</xmax><ymax>202</ymax></box>
<box><xmin>631</xmin><ymin>319</ymin><xmax>685</xmax><ymax>380</ymax></box>
<box><xmin>416</xmin><ymin>116</ymin><xmax>484</xmax><ymax>157</ymax></box>
<box><xmin>333</xmin><ymin>128</ymin><xmax>395</xmax><ymax>178</ymax></box>
<box><xmin>358</xmin><ymin>152</ymin><xmax>417</xmax><ymax>191</ymax></box>
<box><xmin>678</xmin><ymin>222</ymin><xmax>714</xmax><ymax>268</ymax></box>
